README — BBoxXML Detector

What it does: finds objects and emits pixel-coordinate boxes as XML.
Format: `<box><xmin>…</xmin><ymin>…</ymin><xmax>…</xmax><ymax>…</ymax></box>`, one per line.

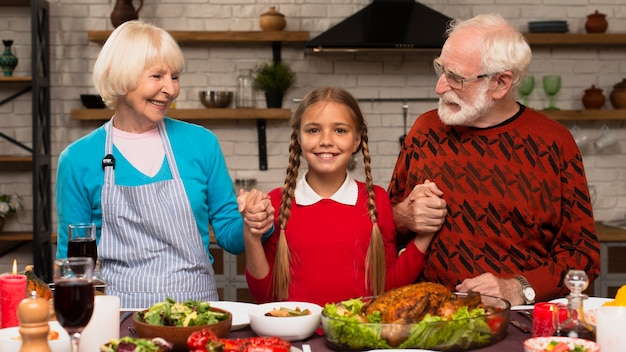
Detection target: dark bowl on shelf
<box><xmin>80</xmin><ymin>94</ymin><xmax>107</xmax><ymax>109</ymax></box>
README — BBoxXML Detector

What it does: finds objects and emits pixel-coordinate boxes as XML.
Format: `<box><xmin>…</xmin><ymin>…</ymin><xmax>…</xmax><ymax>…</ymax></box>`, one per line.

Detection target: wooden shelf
<box><xmin>523</xmin><ymin>33</ymin><xmax>626</xmax><ymax>46</ymax></box>
<box><xmin>0</xmin><ymin>76</ymin><xmax>32</xmax><ymax>86</ymax></box>
<box><xmin>0</xmin><ymin>0</ymin><xmax>29</xmax><ymax>6</ymax></box>
<box><xmin>0</xmin><ymin>231</ymin><xmax>57</xmax><ymax>243</ymax></box>
<box><xmin>542</xmin><ymin>109</ymin><xmax>626</xmax><ymax>121</ymax></box>
<box><xmin>87</xmin><ymin>30</ymin><xmax>310</xmax><ymax>46</ymax></box>
<box><xmin>70</xmin><ymin>108</ymin><xmax>292</xmax><ymax>121</ymax></box>
<box><xmin>0</xmin><ymin>155</ymin><xmax>32</xmax><ymax>163</ymax></box>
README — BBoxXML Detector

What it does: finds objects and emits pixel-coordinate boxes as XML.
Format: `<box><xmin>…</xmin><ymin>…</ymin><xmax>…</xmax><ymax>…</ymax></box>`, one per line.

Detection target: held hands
<box><xmin>394</xmin><ymin>180</ymin><xmax>447</xmax><ymax>236</ymax></box>
<box><xmin>238</xmin><ymin>188</ymin><xmax>275</xmax><ymax>237</ymax></box>
<box><xmin>456</xmin><ymin>273</ymin><xmax>525</xmax><ymax>306</ymax></box>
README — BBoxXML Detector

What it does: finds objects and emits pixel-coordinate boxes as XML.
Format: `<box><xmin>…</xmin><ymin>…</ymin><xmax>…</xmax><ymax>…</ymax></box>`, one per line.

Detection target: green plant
<box><xmin>253</xmin><ymin>61</ymin><xmax>296</xmax><ymax>93</ymax></box>
<box><xmin>0</xmin><ymin>194</ymin><xmax>21</xmax><ymax>218</ymax></box>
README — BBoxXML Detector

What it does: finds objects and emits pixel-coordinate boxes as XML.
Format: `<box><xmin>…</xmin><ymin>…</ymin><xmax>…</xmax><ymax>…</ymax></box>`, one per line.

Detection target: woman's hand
<box><xmin>239</xmin><ymin>188</ymin><xmax>274</xmax><ymax>236</ymax></box>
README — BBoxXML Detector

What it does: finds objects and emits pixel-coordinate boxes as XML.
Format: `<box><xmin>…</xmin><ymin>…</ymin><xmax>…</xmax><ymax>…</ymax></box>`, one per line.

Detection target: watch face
<box><xmin>524</xmin><ymin>287</ymin><xmax>536</xmax><ymax>301</ymax></box>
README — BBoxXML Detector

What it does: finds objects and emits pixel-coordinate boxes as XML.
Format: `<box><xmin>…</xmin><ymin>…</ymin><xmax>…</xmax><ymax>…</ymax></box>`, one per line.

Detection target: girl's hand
<box><xmin>241</xmin><ymin>189</ymin><xmax>274</xmax><ymax>236</ymax></box>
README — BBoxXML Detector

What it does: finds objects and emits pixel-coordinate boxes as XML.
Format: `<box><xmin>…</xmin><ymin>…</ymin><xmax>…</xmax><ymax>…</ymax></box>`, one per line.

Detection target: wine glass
<box><xmin>543</xmin><ymin>75</ymin><xmax>562</xmax><ymax>110</ymax></box>
<box><xmin>53</xmin><ymin>257</ymin><xmax>95</xmax><ymax>352</ymax></box>
<box><xmin>68</xmin><ymin>223</ymin><xmax>97</xmax><ymax>264</ymax></box>
<box><xmin>518</xmin><ymin>75</ymin><xmax>535</xmax><ymax>106</ymax></box>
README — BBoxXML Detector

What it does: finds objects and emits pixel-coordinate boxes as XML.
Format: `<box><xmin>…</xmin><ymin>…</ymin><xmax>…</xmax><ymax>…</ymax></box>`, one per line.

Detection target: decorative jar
<box><xmin>259</xmin><ymin>7</ymin><xmax>286</xmax><ymax>31</ymax></box>
<box><xmin>0</xmin><ymin>40</ymin><xmax>19</xmax><ymax>77</ymax></box>
<box><xmin>582</xmin><ymin>85</ymin><xmax>605</xmax><ymax>109</ymax></box>
<box><xmin>609</xmin><ymin>79</ymin><xmax>626</xmax><ymax>109</ymax></box>
<box><xmin>585</xmin><ymin>10</ymin><xmax>608</xmax><ymax>33</ymax></box>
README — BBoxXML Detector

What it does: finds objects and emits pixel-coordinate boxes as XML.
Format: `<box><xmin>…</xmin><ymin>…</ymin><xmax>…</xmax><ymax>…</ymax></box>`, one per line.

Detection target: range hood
<box><xmin>305</xmin><ymin>0</ymin><xmax>452</xmax><ymax>53</ymax></box>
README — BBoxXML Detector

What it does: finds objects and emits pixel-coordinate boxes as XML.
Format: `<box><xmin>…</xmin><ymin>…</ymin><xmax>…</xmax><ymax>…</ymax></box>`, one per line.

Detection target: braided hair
<box><xmin>272</xmin><ymin>87</ymin><xmax>386</xmax><ymax>300</ymax></box>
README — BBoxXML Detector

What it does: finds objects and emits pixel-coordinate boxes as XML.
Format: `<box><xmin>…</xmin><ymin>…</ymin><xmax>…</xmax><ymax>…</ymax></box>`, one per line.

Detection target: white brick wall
<box><xmin>1</xmin><ymin>0</ymin><xmax>625</xmax><ymax>234</ymax></box>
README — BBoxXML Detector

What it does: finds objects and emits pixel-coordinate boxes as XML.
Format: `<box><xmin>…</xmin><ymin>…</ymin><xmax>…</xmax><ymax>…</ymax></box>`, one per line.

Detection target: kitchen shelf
<box><xmin>70</xmin><ymin>108</ymin><xmax>292</xmax><ymax>121</ymax></box>
<box><xmin>523</xmin><ymin>33</ymin><xmax>626</xmax><ymax>46</ymax></box>
<box><xmin>87</xmin><ymin>30</ymin><xmax>310</xmax><ymax>46</ymax></box>
<box><xmin>543</xmin><ymin>109</ymin><xmax>626</xmax><ymax>121</ymax></box>
<box><xmin>0</xmin><ymin>0</ymin><xmax>52</xmax><ymax>281</ymax></box>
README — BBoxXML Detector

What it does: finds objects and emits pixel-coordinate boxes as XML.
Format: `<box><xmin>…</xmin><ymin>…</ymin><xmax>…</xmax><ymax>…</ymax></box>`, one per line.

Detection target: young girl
<box><xmin>243</xmin><ymin>87</ymin><xmax>435</xmax><ymax>306</ymax></box>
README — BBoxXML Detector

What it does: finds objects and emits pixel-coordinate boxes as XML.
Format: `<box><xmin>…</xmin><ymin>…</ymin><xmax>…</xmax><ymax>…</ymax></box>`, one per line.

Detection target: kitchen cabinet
<box><xmin>594</xmin><ymin>223</ymin><xmax>626</xmax><ymax>298</ymax></box>
<box><xmin>75</xmin><ymin>30</ymin><xmax>309</xmax><ymax>170</ymax></box>
<box><xmin>523</xmin><ymin>32</ymin><xmax>626</xmax><ymax>120</ymax></box>
<box><xmin>0</xmin><ymin>0</ymin><xmax>52</xmax><ymax>281</ymax></box>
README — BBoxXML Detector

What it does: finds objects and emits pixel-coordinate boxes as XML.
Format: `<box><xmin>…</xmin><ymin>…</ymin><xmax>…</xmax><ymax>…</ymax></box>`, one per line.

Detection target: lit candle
<box><xmin>0</xmin><ymin>259</ymin><xmax>28</xmax><ymax>328</ymax></box>
<box><xmin>532</xmin><ymin>302</ymin><xmax>558</xmax><ymax>337</ymax></box>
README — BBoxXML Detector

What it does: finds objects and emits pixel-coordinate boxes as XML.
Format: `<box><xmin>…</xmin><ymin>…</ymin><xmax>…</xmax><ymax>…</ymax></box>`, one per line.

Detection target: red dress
<box><xmin>246</xmin><ymin>180</ymin><xmax>427</xmax><ymax>306</ymax></box>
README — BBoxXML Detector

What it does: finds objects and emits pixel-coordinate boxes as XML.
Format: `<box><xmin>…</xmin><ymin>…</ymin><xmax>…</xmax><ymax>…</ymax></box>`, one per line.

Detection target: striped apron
<box><xmin>99</xmin><ymin>120</ymin><xmax>218</xmax><ymax>309</ymax></box>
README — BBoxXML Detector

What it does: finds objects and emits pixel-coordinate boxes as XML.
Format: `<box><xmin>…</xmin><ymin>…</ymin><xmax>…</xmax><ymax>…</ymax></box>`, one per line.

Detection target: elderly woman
<box><xmin>55</xmin><ymin>21</ymin><xmax>273</xmax><ymax>308</ymax></box>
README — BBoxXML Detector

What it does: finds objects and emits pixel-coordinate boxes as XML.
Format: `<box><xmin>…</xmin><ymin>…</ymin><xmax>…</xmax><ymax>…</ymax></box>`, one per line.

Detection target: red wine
<box><xmin>54</xmin><ymin>280</ymin><xmax>94</xmax><ymax>333</ymax></box>
<box><xmin>68</xmin><ymin>238</ymin><xmax>97</xmax><ymax>263</ymax></box>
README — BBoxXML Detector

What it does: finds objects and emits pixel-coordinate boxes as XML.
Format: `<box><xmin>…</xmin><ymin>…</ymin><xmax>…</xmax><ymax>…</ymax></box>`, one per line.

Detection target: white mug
<box><xmin>79</xmin><ymin>295</ymin><xmax>120</xmax><ymax>352</ymax></box>
<box><xmin>571</xmin><ymin>125</ymin><xmax>590</xmax><ymax>149</ymax></box>
<box><xmin>596</xmin><ymin>306</ymin><xmax>626</xmax><ymax>352</ymax></box>
<box><xmin>594</xmin><ymin>125</ymin><xmax>618</xmax><ymax>151</ymax></box>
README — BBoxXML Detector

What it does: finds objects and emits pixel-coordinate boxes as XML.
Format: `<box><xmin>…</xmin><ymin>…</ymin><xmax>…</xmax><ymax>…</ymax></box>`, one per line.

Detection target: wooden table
<box><xmin>120</xmin><ymin>309</ymin><xmax>533</xmax><ymax>352</ymax></box>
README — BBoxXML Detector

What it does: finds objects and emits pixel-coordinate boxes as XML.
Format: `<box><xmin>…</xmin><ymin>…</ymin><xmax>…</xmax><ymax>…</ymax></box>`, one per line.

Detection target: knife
<box><xmin>510</xmin><ymin>319</ymin><xmax>531</xmax><ymax>334</ymax></box>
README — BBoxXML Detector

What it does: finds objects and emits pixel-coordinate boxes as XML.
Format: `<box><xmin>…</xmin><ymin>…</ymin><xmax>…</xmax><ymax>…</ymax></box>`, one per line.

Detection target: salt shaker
<box><xmin>18</xmin><ymin>290</ymin><xmax>52</xmax><ymax>352</ymax></box>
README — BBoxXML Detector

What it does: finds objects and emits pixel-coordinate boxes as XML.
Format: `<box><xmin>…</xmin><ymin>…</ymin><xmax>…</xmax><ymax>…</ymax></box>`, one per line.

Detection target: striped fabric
<box><xmin>99</xmin><ymin>120</ymin><xmax>218</xmax><ymax>309</ymax></box>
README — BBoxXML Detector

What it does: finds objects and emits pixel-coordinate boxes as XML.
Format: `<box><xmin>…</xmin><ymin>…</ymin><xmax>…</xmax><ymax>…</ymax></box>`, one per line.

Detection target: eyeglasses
<box><xmin>433</xmin><ymin>60</ymin><xmax>497</xmax><ymax>90</ymax></box>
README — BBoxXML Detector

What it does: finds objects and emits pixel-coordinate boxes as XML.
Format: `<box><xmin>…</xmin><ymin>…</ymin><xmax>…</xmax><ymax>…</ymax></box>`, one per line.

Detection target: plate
<box><xmin>0</xmin><ymin>321</ymin><xmax>70</xmax><ymax>352</ymax></box>
<box><xmin>549</xmin><ymin>297</ymin><xmax>612</xmax><ymax>325</ymax></box>
<box><xmin>209</xmin><ymin>301</ymin><xmax>256</xmax><ymax>330</ymax></box>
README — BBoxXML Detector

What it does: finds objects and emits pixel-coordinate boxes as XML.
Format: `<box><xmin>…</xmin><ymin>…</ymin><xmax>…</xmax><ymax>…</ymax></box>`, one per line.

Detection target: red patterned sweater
<box><xmin>246</xmin><ymin>181</ymin><xmax>427</xmax><ymax>306</ymax></box>
<box><xmin>388</xmin><ymin>106</ymin><xmax>600</xmax><ymax>301</ymax></box>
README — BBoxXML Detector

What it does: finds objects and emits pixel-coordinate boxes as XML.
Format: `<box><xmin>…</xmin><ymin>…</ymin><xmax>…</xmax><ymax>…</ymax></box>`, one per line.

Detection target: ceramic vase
<box><xmin>582</xmin><ymin>85</ymin><xmax>605</xmax><ymax>109</ymax></box>
<box><xmin>609</xmin><ymin>79</ymin><xmax>626</xmax><ymax>109</ymax></box>
<box><xmin>585</xmin><ymin>10</ymin><xmax>608</xmax><ymax>34</ymax></box>
<box><xmin>110</xmin><ymin>0</ymin><xmax>143</xmax><ymax>28</ymax></box>
<box><xmin>0</xmin><ymin>40</ymin><xmax>18</xmax><ymax>77</ymax></box>
<box><xmin>259</xmin><ymin>7</ymin><xmax>286</xmax><ymax>31</ymax></box>
<box><xmin>264</xmin><ymin>91</ymin><xmax>284</xmax><ymax>108</ymax></box>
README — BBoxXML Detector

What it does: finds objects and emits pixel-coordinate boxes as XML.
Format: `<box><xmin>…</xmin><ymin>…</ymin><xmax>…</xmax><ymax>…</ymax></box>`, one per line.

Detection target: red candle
<box><xmin>532</xmin><ymin>302</ymin><xmax>559</xmax><ymax>337</ymax></box>
<box><xmin>0</xmin><ymin>259</ymin><xmax>28</xmax><ymax>328</ymax></box>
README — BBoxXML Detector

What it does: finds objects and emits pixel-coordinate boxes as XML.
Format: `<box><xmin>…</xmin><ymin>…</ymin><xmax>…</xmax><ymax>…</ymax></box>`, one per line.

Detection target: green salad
<box><xmin>322</xmin><ymin>297</ymin><xmax>500</xmax><ymax>350</ymax></box>
<box><xmin>136</xmin><ymin>297</ymin><xmax>230</xmax><ymax>327</ymax></box>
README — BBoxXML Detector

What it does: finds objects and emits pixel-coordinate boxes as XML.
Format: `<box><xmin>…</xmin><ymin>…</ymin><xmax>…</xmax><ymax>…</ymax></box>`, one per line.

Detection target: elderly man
<box><xmin>388</xmin><ymin>13</ymin><xmax>600</xmax><ymax>305</ymax></box>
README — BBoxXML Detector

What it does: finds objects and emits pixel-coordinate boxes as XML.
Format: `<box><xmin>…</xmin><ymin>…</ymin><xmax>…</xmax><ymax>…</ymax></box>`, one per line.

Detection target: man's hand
<box><xmin>456</xmin><ymin>273</ymin><xmax>524</xmax><ymax>306</ymax></box>
<box><xmin>393</xmin><ymin>180</ymin><xmax>447</xmax><ymax>236</ymax></box>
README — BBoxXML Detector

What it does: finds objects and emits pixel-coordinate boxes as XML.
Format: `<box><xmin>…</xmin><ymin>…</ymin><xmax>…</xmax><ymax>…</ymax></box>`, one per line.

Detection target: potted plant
<box><xmin>0</xmin><ymin>193</ymin><xmax>22</xmax><ymax>231</ymax></box>
<box><xmin>253</xmin><ymin>61</ymin><xmax>296</xmax><ymax>108</ymax></box>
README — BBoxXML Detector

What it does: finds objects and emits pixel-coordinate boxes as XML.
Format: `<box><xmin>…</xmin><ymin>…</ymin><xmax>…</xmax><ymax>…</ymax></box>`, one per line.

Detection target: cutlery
<box><xmin>510</xmin><ymin>319</ymin><xmax>531</xmax><ymax>334</ymax></box>
<box><xmin>517</xmin><ymin>310</ymin><xmax>533</xmax><ymax>321</ymax></box>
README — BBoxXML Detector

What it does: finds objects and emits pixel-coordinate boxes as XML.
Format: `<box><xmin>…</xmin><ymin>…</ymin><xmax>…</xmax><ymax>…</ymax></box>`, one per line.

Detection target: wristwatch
<box><xmin>515</xmin><ymin>275</ymin><xmax>536</xmax><ymax>304</ymax></box>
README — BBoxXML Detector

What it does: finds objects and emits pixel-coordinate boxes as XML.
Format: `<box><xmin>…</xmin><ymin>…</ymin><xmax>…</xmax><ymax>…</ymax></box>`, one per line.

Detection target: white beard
<box><xmin>438</xmin><ymin>80</ymin><xmax>495</xmax><ymax>126</ymax></box>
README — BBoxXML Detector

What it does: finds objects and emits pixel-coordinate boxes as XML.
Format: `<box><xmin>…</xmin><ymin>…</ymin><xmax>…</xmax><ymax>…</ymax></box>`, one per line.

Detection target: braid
<box><xmin>362</xmin><ymin>132</ymin><xmax>386</xmax><ymax>295</ymax></box>
<box><xmin>273</xmin><ymin>123</ymin><xmax>301</xmax><ymax>300</ymax></box>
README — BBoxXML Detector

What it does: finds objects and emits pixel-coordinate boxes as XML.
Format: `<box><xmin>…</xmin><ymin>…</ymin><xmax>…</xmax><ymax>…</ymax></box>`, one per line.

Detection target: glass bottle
<box><xmin>236</xmin><ymin>69</ymin><xmax>255</xmax><ymax>108</ymax></box>
<box><xmin>93</xmin><ymin>258</ymin><xmax>107</xmax><ymax>295</ymax></box>
<box><xmin>554</xmin><ymin>269</ymin><xmax>596</xmax><ymax>341</ymax></box>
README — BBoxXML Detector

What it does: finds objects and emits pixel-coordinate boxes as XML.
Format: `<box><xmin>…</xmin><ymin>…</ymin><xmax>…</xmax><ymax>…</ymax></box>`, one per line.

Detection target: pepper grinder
<box><xmin>17</xmin><ymin>290</ymin><xmax>52</xmax><ymax>352</ymax></box>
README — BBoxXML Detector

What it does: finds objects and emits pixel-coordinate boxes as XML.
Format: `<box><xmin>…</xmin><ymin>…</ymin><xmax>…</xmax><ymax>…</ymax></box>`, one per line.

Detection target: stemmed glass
<box><xmin>53</xmin><ymin>257</ymin><xmax>95</xmax><ymax>352</ymax></box>
<box><xmin>68</xmin><ymin>223</ymin><xmax>97</xmax><ymax>264</ymax></box>
<box><xmin>518</xmin><ymin>75</ymin><xmax>535</xmax><ymax>106</ymax></box>
<box><xmin>543</xmin><ymin>75</ymin><xmax>562</xmax><ymax>110</ymax></box>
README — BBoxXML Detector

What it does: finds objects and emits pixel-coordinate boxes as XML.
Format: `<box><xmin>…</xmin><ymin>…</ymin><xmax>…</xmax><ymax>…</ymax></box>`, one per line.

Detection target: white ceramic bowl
<box><xmin>0</xmin><ymin>321</ymin><xmax>70</xmax><ymax>352</ymax></box>
<box><xmin>248</xmin><ymin>301</ymin><xmax>322</xmax><ymax>341</ymax></box>
<box><xmin>523</xmin><ymin>336</ymin><xmax>600</xmax><ymax>352</ymax></box>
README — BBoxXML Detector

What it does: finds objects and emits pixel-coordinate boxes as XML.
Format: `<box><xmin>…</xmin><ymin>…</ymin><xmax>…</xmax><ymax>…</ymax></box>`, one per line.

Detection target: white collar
<box><xmin>295</xmin><ymin>171</ymin><xmax>358</xmax><ymax>206</ymax></box>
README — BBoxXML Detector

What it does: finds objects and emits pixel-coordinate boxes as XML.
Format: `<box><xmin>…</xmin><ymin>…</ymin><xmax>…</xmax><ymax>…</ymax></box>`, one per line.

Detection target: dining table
<box><xmin>118</xmin><ymin>308</ymin><xmax>535</xmax><ymax>352</ymax></box>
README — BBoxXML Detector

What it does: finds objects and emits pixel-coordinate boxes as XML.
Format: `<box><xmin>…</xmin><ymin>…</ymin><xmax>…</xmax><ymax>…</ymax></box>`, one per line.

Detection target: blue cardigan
<box><xmin>55</xmin><ymin>117</ymin><xmax>248</xmax><ymax>261</ymax></box>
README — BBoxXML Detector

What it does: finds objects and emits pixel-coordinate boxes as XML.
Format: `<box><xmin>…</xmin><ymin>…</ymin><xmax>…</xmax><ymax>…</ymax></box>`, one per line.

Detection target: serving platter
<box><xmin>209</xmin><ymin>301</ymin><xmax>256</xmax><ymax>330</ymax></box>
